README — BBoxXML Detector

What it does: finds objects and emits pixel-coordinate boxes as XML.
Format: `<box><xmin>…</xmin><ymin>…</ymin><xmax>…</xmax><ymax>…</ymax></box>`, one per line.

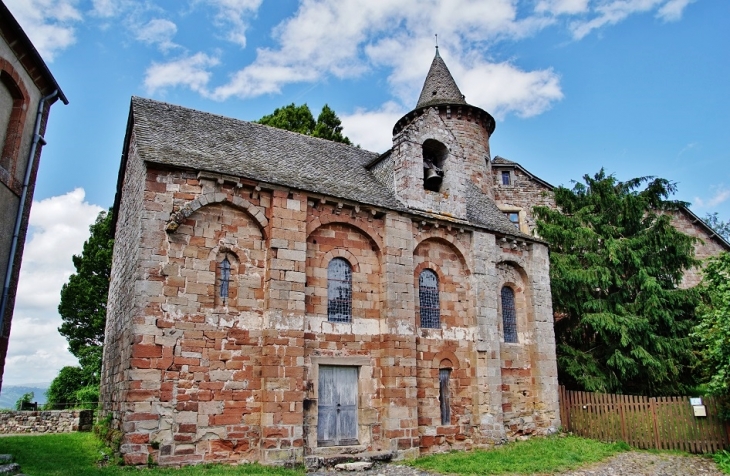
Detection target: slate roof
<box><xmin>123</xmin><ymin>96</ymin><xmax>533</xmax><ymax>240</ymax></box>
<box><xmin>129</xmin><ymin>97</ymin><xmax>403</xmax><ymax>210</ymax></box>
<box><xmin>416</xmin><ymin>48</ymin><xmax>467</xmax><ymax>109</ymax></box>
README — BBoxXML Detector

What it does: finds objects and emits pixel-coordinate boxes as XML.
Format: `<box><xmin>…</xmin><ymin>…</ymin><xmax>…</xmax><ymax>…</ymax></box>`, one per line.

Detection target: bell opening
<box><xmin>422</xmin><ymin>139</ymin><xmax>448</xmax><ymax>192</ymax></box>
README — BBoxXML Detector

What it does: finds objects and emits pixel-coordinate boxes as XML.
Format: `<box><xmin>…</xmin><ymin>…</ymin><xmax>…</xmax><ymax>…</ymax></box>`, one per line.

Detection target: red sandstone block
<box><xmin>174</xmin><ymin>434</ymin><xmax>193</xmax><ymax>442</ymax></box>
<box><xmin>173</xmin><ymin>357</ymin><xmax>200</xmax><ymax>366</ymax></box>
<box><xmin>178</xmin><ymin>423</ymin><xmax>197</xmax><ymax>433</ymax></box>
<box><xmin>130</xmin><ymin>358</ymin><xmax>151</xmax><ymax>369</ymax></box>
<box><xmin>281</xmin><ymin>412</ymin><xmax>302</xmax><ymax>425</ymax></box>
<box><xmin>126</xmin><ymin>433</ymin><xmax>150</xmax><ymax>444</ymax></box>
<box><xmin>128</xmin><ymin>412</ymin><xmax>159</xmax><ymax>421</ymax></box>
<box><xmin>263</xmin><ymin>427</ymin><xmax>289</xmax><ymax>438</ymax></box>
<box><xmin>132</xmin><ymin>344</ymin><xmax>162</xmax><ymax>358</ymax></box>
<box><xmin>176</xmin><ymin>402</ymin><xmax>198</xmax><ymax>412</ymax></box>
<box><xmin>127</xmin><ymin>390</ymin><xmax>157</xmax><ymax>402</ymax></box>
<box><xmin>211</xmin><ymin>413</ymin><xmax>242</xmax><ymax>425</ymax></box>
<box><xmin>124</xmin><ymin>453</ymin><xmax>149</xmax><ymax>465</ymax></box>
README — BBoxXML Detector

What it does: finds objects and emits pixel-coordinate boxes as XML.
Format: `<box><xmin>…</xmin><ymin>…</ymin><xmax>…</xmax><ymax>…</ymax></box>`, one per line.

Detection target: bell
<box><xmin>424</xmin><ymin>167</ymin><xmax>443</xmax><ymax>189</ymax></box>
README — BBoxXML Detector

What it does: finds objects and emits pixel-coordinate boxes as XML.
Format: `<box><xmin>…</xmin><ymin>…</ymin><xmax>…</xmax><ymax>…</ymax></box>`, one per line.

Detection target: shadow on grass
<box><xmin>0</xmin><ymin>432</ymin><xmax>304</xmax><ymax>475</ymax></box>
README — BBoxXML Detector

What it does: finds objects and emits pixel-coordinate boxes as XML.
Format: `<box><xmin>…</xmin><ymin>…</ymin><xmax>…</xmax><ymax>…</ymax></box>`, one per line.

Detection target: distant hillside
<box><xmin>0</xmin><ymin>385</ymin><xmax>48</xmax><ymax>409</ymax></box>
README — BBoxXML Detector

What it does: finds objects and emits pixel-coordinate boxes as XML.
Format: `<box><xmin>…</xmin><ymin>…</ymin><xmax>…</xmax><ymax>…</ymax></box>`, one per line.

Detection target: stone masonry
<box><xmin>101</xmin><ymin>50</ymin><xmax>561</xmax><ymax>467</ymax></box>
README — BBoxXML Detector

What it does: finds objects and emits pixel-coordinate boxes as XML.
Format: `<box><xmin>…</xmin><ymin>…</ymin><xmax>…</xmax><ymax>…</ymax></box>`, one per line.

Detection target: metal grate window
<box><xmin>219</xmin><ymin>257</ymin><xmax>231</xmax><ymax>301</ymax></box>
<box><xmin>327</xmin><ymin>258</ymin><xmax>352</xmax><ymax>323</ymax></box>
<box><xmin>501</xmin><ymin>286</ymin><xmax>518</xmax><ymax>343</ymax></box>
<box><xmin>439</xmin><ymin>368</ymin><xmax>451</xmax><ymax>425</ymax></box>
<box><xmin>419</xmin><ymin>269</ymin><xmax>440</xmax><ymax>328</ymax></box>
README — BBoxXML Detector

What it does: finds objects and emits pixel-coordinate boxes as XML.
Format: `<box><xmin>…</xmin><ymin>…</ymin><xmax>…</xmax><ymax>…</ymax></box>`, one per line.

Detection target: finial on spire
<box><xmin>435</xmin><ymin>34</ymin><xmax>440</xmax><ymax>57</ymax></box>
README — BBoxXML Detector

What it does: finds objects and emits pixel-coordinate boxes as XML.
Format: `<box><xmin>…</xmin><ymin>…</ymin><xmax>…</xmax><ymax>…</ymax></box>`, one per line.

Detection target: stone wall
<box><xmin>492</xmin><ymin>165</ymin><xmax>554</xmax><ymax>235</ymax></box>
<box><xmin>105</xmin><ymin>160</ymin><xmax>560</xmax><ymax>467</ymax></box>
<box><xmin>0</xmin><ymin>410</ymin><xmax>93</xmax><ymax>434</ymax></box>
<box><xmin>669</xmin><ymin>209</ymin><xmax>729</xmax><ymax>288</ymax></box>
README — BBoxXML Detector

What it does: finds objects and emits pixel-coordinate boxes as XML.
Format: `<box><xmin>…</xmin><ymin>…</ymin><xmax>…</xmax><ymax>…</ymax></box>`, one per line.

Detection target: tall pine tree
<box><xmin>535</xmin><ymin>170</ymin><xmax>700</xmax><ymax>396</ymax></box>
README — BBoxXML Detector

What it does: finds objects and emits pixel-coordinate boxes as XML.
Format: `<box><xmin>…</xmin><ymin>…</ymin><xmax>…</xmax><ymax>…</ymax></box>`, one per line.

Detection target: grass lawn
<box><xmin>404</xmin><ymin>435</ymin><xmax>631</xmax><ymax>475</ymax></box>
<box><xmin>0</xmin><ymin>432</ymin><xmax>303</xmax><ymax>475</ymax></box>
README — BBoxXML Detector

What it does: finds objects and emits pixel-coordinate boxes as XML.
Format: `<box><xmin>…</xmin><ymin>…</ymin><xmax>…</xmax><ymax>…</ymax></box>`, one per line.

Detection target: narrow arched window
<box><xmin>439</xmin><ymin>368</ymin><xmax>451</xmax><ymax>425</ymax></box>
<box><xmin>219</xmin><ymin>257</ymin><xmax>231</xmax><ymax>302</ymax></box>
<box><xmin>501</xmin><ymin>286</ymin><xmax>518</xmax><ymax>343</ymax></box>
<box><xmin>419</xmin><ymin>269</ymin><xmax>440</xmax><ymax>328</ymax></box>
<box><xmin>327</xmin><ymin>258</ymin><xmax>352</xmax><ymax>323</ymax></box>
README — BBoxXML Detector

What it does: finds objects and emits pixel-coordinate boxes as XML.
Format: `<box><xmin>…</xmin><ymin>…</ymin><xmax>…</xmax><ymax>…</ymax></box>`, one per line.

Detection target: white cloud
<box><xmin>135</xmin><ymin>18</ymin><xmax>179</xmax><ymax>52</ymax></box>
<box><xmin>211</xmin><ymin>0</ymin><xmax>552</xmax><ymax>102</ymax></box>
<box><xmin>4</xmin><ymin>189</ymin><xmax>103</xmax><ymax>386</ymax></box>
<box><xmin>568</xmin><ymin>0</ymin><xmax>695</xmax><ymax>39</ymax></box>
<box><xmin>536</xmin><ymin>0</ymin><xmax>590</xmax><ymax>15</ymax></box>
<box><xmin>694</xmin><ymin>187</ymin><xmax>730</xmax><ymax>209</ymax></box>
<box><xmin>340</xmin><ymin>102</ymin><xmax>406</xmax><ymax>153</ymax></box>
<box><xmin>144</xmin><ymin>52</ymin><xmax>220</xmax><ymax>95</ymax></box>
<box><xmin>203</xmin><ymin>0</ymin><xmax>263</xmax><ymax>47</ymax></box>
<box><xmin>458</xmin><ymin>61</ymin><xmax>564</xmax><ymax>119</ymax></box>
<box><xmin>90</xmin><ymin>0</ymin><xmax>121</xmax><ymax>17</ymax></box>
<box><xmin>656</xmin><ymin>0</ymin><xmax>695</xmax><ymax>22</ymax></box>
<box><xmin>4</xmin><ymin>0</ymin><xmax>82</xmax><ymax>61</ymax></box>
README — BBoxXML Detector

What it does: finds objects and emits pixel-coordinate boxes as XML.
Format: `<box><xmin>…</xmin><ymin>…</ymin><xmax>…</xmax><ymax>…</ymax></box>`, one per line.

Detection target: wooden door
<box><xmin>317</xmin><ymin>366</ymin><xmax>358</xmax><ymax>446</ymax></box>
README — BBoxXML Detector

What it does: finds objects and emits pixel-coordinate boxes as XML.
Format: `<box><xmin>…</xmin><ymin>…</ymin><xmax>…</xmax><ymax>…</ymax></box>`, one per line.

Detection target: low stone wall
<box><xmin>0</xmin><ymin>410</ymin><xmax>94</xmax><ymax>434</ymax></box>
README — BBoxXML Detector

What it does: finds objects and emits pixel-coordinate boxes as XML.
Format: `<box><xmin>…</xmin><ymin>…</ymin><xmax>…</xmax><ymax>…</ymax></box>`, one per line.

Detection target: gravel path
<box><xmin>308</xmin><ymin>451</ymin><xmax>724</xmax><ymax>476</ymax></box>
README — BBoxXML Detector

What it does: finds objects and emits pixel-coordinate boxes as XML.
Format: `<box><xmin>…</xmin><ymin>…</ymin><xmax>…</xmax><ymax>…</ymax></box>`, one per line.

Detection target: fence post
<box><xmin>650</xmin><ymin>397</ymin><xmax>660</xmax><ymax>449</ymax></box>
<box><xmin>619</xmin><ymin>394</ymin><xmax>626</xmax><ymax>443</ymax></box>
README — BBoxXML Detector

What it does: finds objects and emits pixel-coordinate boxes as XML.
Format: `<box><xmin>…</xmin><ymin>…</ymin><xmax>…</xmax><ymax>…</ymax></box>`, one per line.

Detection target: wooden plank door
<box><xmin>318</xmin><ymin>366</ymin><xmax>358</xmax><ymax>446</ymax></box>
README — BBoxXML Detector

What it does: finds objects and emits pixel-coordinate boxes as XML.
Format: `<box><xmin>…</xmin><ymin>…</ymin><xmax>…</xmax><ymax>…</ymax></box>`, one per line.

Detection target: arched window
<box><xmin>419</xmin><ymin>269</ymin><xmax>440</xmax><ymax>328</ymax></box>
<box><xmin>327</xmin><ymin>258</ymin><xmax>352</xmax><ymax>322</ymax></box>
<box><xmin>439</xmin><ymin>368</ymin><xmax>451</xmax><ymax>424</ymax></box>
<box><xmin>219</xmin><ymin>257</ymin><xmax>231</xmax><ymax>302</ymax></box>
<box><xmin>501</xmin><ymin>286</ymin><xmax>518</xmax><ymax>343</ymax></box>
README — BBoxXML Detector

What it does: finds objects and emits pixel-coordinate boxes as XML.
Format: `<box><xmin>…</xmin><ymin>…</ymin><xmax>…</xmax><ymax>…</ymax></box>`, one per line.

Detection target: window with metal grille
<box><xmin>439</xmin><ymin>368</ymin><xmax>451</xmax><ymax>425</ymax></box>
<box><xmin>419</xmin><ymin>269</ymin><xmax>440</xmax><ymax>328</ymax></box>
<box><xmin>327</xmin><ymin>258</ymin><xmax>352</xmax><ymax>323</ymax></box>
<box><xmin>501</xmin><ymin>171</ymin><xmax>511</xmax><ymax>185</ymax></box>
<box><xmin>501</xmin><ymin>286</ymin><xmax>518</xmax><ymax>343</ymax></box>
<box><xmin>219</xmin><ymin>257</ymin><xmax>231</xmax><ymax>302</ymax></box>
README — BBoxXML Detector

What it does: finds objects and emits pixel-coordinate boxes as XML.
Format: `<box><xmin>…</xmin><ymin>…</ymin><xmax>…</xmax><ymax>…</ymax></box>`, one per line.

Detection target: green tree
<box><xmin>57</xmin><ymin>209</ymin><xmax>113</xmax><ymax>379</ymax></box>
<box><xmin>15</xmin><ymin>392</ymin><xmax>33</xmax><ymax>410</ymax></box>
<box><xmin>312</xmin><ymin>104</ymin><xmax>352</xmax><ymax>144</ymax></box>
<box><xmin>703</xmin><ymin>212</ymin><xmax>730</xmax><ymax>241</ymax></box>
<box><xmin>257</xmin><ymin>103</ymin><xmax>352</xmax><ymax>144</ymax></box>
<box><xmin>693</xmin><ymin>252</ymin><xmax>730</xmax><ymax>397</ymax></box>
<box><xmin>535</xmin><ymin>170</ymin><xmax>701</xmax><ymax>396</ymax></box>
<box><xmin>45</xmin><ymin>366</ymin><xmax>93</xmax><ymax>409</ymax></box>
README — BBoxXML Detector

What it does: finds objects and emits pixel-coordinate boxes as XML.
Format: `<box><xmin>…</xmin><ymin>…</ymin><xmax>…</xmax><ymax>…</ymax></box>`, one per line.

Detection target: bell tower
<box><xmin>390</xmin><ymin>48</ymin><xmax>496</xmax><ymax>220</ymax></box>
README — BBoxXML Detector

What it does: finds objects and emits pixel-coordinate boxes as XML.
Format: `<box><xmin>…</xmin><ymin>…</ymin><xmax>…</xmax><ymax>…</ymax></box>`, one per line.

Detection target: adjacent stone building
<box><xmin>489</xmin><ymin>156</ymin><xmax>730</xmax><ymax>287</ymax></box>
<box><xmin>0</xmin><ymin>1</ymin><xmax>67</xmax><ymax>392</ymax></box>
<box><xmin>102</xmin><ymin>50</ymin><xmax>561</xmax><ymax>467</ymax></box>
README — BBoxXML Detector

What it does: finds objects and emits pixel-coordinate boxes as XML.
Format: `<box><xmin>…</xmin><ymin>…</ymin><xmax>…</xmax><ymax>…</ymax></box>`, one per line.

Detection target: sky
<box><xmin>2</xmin><ymin>0</ymin><xmax>729</xmax><ymax>387</ymax></box>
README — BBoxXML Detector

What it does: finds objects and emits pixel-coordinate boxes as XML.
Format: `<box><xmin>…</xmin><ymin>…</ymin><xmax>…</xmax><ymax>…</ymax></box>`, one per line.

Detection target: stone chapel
<box><xmin>101</xmin><ymin>49</ymin><xmax>561</xmax><ymax>467</ymax></box>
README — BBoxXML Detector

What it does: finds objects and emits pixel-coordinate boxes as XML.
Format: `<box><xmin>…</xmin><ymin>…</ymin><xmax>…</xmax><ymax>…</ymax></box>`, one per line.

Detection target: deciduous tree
<box><xmin>57</xmin><ymin>209</ymin><xmax>113</xmax><ymax>379</ymax></box>
<box><xmin>257</xmin><ymin>103</ymin><xmax>352</xmax><ymax>144</ymax></box>
<box><xmin>535</xmin><ymin>170</ymin><xmax>700</xmax><ymax>395</ymax></box>
<box><xmin>693</xmin><ymin>252</ymin><xmax>730</xmax><ymax>398</ymax></box>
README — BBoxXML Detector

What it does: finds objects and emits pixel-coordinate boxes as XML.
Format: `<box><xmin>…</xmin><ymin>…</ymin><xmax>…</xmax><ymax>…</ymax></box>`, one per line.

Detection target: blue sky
<box><xmin>3</xmin><ymin>0</ymin><xmax>729</xmax><ymax>387</ymax></box>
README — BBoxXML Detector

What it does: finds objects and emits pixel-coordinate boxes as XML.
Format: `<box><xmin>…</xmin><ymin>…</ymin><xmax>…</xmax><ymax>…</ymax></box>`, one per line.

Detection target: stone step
<box><xmin>305</xmin><ymin>450</ymin><xmax>394</xmax><ymax>471</ymax></box>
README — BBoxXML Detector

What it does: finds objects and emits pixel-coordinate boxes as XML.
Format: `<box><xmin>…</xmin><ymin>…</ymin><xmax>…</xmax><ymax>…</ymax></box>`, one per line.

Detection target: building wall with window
<box><xmin>0</xmin><ymin>2</ymin><xmax>66</xmax><ymax>392</ymax></box>
<box><xmin>103</xmin><ymin>51</ymin><xmax>560</xmax><ymax>468</ymax></box>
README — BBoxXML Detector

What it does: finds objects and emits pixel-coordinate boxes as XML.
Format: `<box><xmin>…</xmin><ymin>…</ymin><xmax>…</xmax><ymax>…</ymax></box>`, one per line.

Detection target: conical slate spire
<box><xmin>415</xmin><ymin>48</ymin><xmax>467</xmax><ymax>109</ymax></box>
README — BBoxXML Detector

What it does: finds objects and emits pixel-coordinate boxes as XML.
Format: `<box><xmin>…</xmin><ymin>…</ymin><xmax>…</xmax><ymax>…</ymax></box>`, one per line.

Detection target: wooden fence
<box><xmin>559</xmin><ymin>386</ymin><xmax>729</xmax><ymax>453</ymax></box>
